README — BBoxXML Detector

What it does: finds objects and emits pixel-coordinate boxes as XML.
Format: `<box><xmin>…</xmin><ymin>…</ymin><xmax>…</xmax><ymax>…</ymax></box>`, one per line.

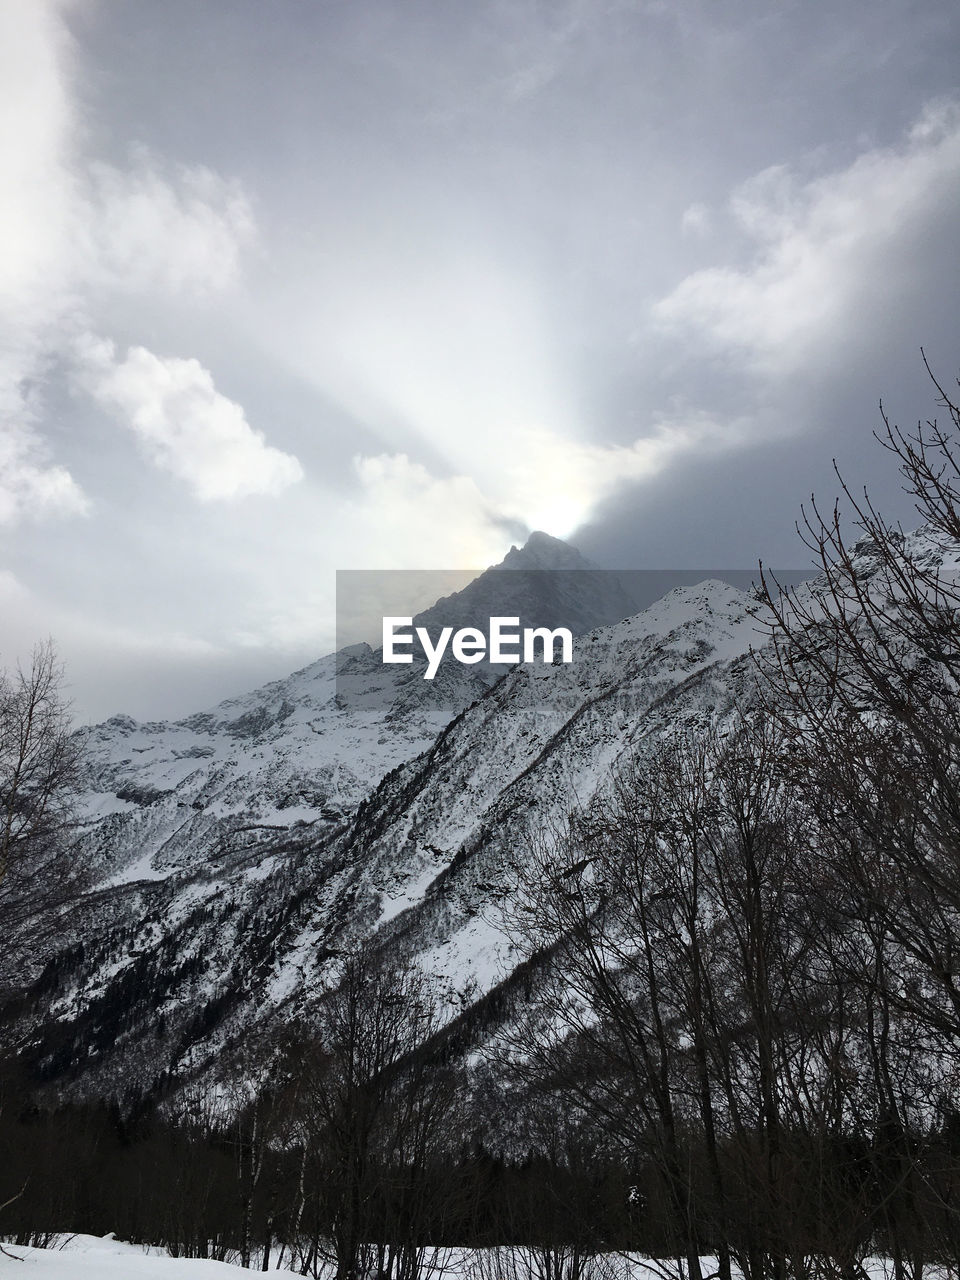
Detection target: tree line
<box><xmin>499</xmin><ymin>363</ymin><xmax>960</xmax><ymax>1280</ymax></box>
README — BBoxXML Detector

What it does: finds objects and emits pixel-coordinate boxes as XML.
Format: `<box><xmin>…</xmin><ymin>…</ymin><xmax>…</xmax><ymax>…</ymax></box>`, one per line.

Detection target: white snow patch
<box><xmin>0</xmin><ymin>1234</ymin><xmax>272</xmax><ymax>1275</ymax></box>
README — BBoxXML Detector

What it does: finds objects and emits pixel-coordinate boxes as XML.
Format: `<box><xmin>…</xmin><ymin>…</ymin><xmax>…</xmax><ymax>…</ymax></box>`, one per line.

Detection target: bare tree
<box><xmin>502</xmin><ymin>731</ymin><xmax>737</xmax><ymax>1280</ymax></box>
<box><xmin>0</xmin><ymin>641</ymin><xmax>85</xmax><ymax>1241</ymax></box>
<box><xmin>0</xmin><ymin>639</ymin><xmax>86</xmax><ymax>1008</ymax></box>
<box><xmin>293</xmin><ymin>943</ymin><xmax>460</xmax><ymax>1280</ymax></box>
<box><xmin>0</xmin><ymin>639</ymin><xmax>82</xmax><ymax>884</ymax></box>
<box><xmin>756</xmin><ymin>361</ymin><xmax>960</xmax><ymax>1275</ymax></box>
<box><xmin>502</xmin><ymin>710</ymin><xmax>885</xmax><ymax>1280</ymax></box>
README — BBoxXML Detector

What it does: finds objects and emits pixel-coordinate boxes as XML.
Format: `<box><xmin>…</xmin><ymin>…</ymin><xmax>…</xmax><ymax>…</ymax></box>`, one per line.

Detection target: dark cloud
<box><xmin>2</xmin><ymin>0</ymin><xmax>959</xmax><ymax>721</ymax></box>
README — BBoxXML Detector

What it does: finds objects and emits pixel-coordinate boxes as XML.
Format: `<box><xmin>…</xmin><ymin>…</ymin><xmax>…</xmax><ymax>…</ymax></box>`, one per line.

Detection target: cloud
<box><xmin>0</xmin><ymin>2</ymin><xmax>74</xmax><ymax>320</ymax></box>
<box><xmin>350</xmin><ymin>409</ymin><xmax>726</xmax><ymax>558</ymax></box>
<box><xmin>0</xmin><ymin>423</ymin><xmax>89</xmax><ymax>526</ymax></box>
<box><xmin>0</xmin><ymin>0</ymin><xmax>86</xmax><ymax>522</ymax></box>
<box><xmin>349</xmin><ymin>454</ymin><xmax>509</xmax><ymax>566</ymax></box>
<box><xmin>75</xmin><ymin>337</ymin><xmax>303</xmax><ymax>501</ymax></box>
<box><xmin>680</xmin><ymin>202</ymin><xmax>712</xmax><ymax>237</ymax></box>
<box><xmin>81</xmin><ymin>151</ymin><xmax>255</xmax><ymax>296</ymax></box>
<box><xmin>495</xmin><ymin>413</ymin><xmax>732</xmax><ymax>535</ymax></box>
<box><xmin>274</xmin><ymin>245</ymin><xmax>726</xmax><ymax>540</ymax></box>
<box><xmin>653</xmin><ymin>100</ymin><xmax>960</xmax><ymax>372</ymax></box>
<box><xmin>0</xmin><ymin>1</ymin><xmax>261</xmax><ymax>527</ymax></box>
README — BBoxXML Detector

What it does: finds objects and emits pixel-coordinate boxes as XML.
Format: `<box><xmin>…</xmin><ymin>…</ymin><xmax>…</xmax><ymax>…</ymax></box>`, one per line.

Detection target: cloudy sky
<box><xmin>2</xmin><ymin>0</ymin><xmax>959</xmax><ymax>722</ymax></box>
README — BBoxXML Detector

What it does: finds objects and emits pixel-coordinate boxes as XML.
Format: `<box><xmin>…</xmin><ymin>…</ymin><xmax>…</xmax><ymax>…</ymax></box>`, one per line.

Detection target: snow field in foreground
<box><xmin>0</xmin><ymin>1234</ymin><xmax>278</xmax><ymax>1276</ymax></box>
<box><xmin>0</xmin><ymin>1238</ymin><xmax>918</xmax><ymax>1280</ymax></box>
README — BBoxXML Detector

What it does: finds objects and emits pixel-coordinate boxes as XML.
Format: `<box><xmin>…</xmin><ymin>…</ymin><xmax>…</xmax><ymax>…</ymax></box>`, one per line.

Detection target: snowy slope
<box><xmin>322</xmin><ymin>578</ymin><xmax>764</xmax><ymax>1004</ymax></box>
<box><xmin>0</xmin><ymin>1235</ymin><xmax>278</xmax><ymax>1276</ymax></box>
<box><xmin>74</xmin><ymin>645</ymin><xmax>469</xmax><ymax>886</ymax></box>
<box><xmin>72</xmin><ymin>532</ymin><xmax>636</xmax><ymax>889</ymax></box>
<box><xmin>27</xmin><ymin>570</ymin><xmax>766</xmax><ymax>1101</ymax></box>
<box><xmin>37</xmin><ymin>526</ymin><xmax>959</xmax><ymax>1101</ymax></box>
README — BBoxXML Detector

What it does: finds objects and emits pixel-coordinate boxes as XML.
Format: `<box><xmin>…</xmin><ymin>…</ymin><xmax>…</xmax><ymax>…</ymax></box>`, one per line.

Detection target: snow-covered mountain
<box><xmin>72</xmin><ymin>532</ymin><xmax>636</xmax><ymax>889</ymax></box>
<box><xmin>55</xmin><ymin>521</ymin><xmax>960</xmax><ymax>1104</ymax></box>
<box><xmin>25</xmin><ymin>540</ymin><xmax>768</xmax><ymax>1102</ymax></box>
<box><xmin>412</xmin><ymin>530</ymin><xmax>639</xmax><ymax>639</ymax></box>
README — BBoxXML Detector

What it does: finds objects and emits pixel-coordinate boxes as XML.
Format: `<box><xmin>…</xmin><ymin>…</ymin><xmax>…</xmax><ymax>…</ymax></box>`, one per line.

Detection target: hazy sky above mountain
<box><xmin>2</xmin><ymin>0</ymin><xmax>959</xmax><ymax>722</ymax></box>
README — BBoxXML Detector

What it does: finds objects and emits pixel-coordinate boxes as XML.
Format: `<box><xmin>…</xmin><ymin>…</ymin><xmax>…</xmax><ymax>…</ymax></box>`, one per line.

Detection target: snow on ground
<box><xmin>0</xmin><ymin>1234</ymin><xmax>270</xmax><ymax>1276</ymax></box>
<box><xmin>0</xmin><ymin>1237</ymin><xmax>918</xmax><ymax>1280</ymax></box>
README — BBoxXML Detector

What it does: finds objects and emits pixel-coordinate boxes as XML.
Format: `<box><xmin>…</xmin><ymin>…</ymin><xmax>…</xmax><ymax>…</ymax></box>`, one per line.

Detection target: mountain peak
<box><xmin>498</xmin><ymin>531</ymin><xmax>595</xmax><ymax>571</ymax></box>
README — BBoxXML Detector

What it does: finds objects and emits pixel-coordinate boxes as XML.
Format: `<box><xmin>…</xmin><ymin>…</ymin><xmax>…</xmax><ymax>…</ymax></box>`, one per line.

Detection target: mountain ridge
<box><xmin>25</xmin><ymin>568</ymin><xmax>765</xmax><ymax>1101</ymax></box>
<box><xmin>23</xmin><ymin>527</ymin><xmax>947</xmax><ymax>1103</ymax></box>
